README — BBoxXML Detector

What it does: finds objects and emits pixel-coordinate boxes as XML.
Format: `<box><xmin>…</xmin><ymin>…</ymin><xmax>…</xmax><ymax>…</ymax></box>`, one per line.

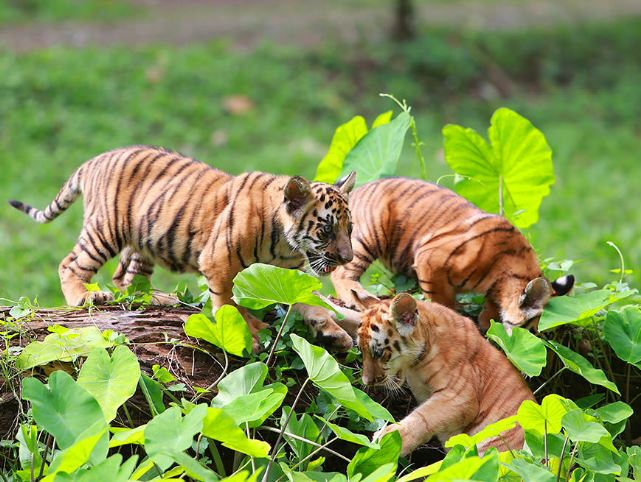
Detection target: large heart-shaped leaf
<box><xmin>212</xmin><ymin>362</ymin><xmax>287</xmax><ymax>427</ymax></box>
<box><xmin>504</xmin><ymin>459</ymin><xmax>555</xmax><ymax>482</ymax></box>
<box><xmin>545</xmin><ymin>340</ymin><xmax>619</xmax><ymax>394</ymax></box>
<box><xmin>315</xmin><ymin>115</ymin><xmax>368</xmax><ymax>183</ymax></box>
<box><xmin>52</xmin><ymin>454</ymin><xmax>138</xmax><ymax>482</ymax></box>
<box><xmin>562</xmin><ymin>409</ymin><xmax>615</xmax><ymax>451</ymax></box>
<box><xmin>486</xmin><ymin>321</ymin><xmax>547</xmax><ymax>376</ymax></box>
<box><xmin>341</xmin><ymin>112</ymin><xmax>411</xmax><ymax>187</ymax></box>
<box><xmin>445</xmin><ymin>415</ymin><xmax>518</xmax><ymax>450</ymax></box>
<box><xmin>282</xmin><ymin>408</ymin><xmax>321</xmax><ymax>460</ymax></box>
<box><xmin>185</xmin><ymin>305</ymin><xmax>252</xmax><ymax>357</ymax></box>
<box><xmin>290</xmin><ymin>334</ymin><xmax>372</xmax><ymax>421</ymax></box>
<box><xmin>443</xmin><ymin>108</ymin><xmax>554</xmax><ymax>228</ymax></box>
<box><xmin>594</xmin><ymin>401</ymin><xmax>633</xmax><ymax>424</ymax></box>
<box><xmin>347</xmin><ymin>431</ymin><xmax>401</xmax><ymax>480</ymax></box>
<box><xmin>16</xmin><ymin>326</ymin><xmax>115</xmax><ymax>370</ymax></box>
<box><xmin>517</xmin><ymin>394</ymin><xmax>570</xmax><ymax>435</ymax></box>
<box><xmin>603</xmin><ymin>306</ymin><xmax>641</xmax><ymax>367</ymax></box>
<box><xmin>77</xmin><ymin>346</ymin><xmax>141</xmax><ymax>422</ymax></box>
<box><xmin>201</xmin><ymin>407</ymin><xmax>270</xmax><ymax>457</ymax></box>
<box><xmin>22</xmin><ymin>371</ymin><xmax>106</xmax><ymax>449</ymax></box>
<box><xmin>322</xmin><ymin>418</ymin><xmax>379</xmax><ymax>449</ymax></box>
<box><xmin>577</xmin><ymin>442</ymin><xmax>621</xmax><ymax>475</ymax></box>
<box><xmin>353</xmin><ymin>388</ymin><xmax>394</xmax><ymax>422</ymax></box>
<box><xmin>144</xmin><ymin>404</ymin><xmax>208</xmax><ymax>471</ymax></box>
<box><xmin>42</xmin><ymin>429</ymin><xmax>109</xmax><ymax>482</ymax></box>
<box><xmin>232</xmin><ymin>264</ymin><xmax>330</xmax><ymax>310</ymax></box>
<box><xmin>539</xmin><ymin>289</ymin><xmax>634</xmax><ymax>331</ymax></box>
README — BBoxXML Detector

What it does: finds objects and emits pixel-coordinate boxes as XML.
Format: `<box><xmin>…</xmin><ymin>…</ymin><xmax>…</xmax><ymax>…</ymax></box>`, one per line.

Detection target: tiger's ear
<box><xmin>519</xmin><ymin>277</ymin><xmax>553</xmax><ymax>311</ymax></box>
<box><xmin>335</xmin><ymin>171</ymin><xmax>356</xmax><ymax>195</ymax></box>
<box><xmin>350</xmin><ymin>288</ymin><xmax>379</xmax><ymax>310</ymax></box>
<box><xmin>551</xmin><ymin>274</ymin><xmax>575</xmax><ymax>296</ymax></box>
<box><xmin>284</xmin><ymin>176</ymin><xmax>312</xmax><ymax>212</ymax></box>
<box><xmin>391</xmin><ymin>293</ymin><xmax>418</xmax><ymax>336</ymax></box>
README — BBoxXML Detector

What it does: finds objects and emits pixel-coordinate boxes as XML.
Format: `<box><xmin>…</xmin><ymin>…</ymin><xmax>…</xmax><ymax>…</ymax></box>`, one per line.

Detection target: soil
<box><xmin>1</xmin><ymin>0</ymin><xmax>641</xmax><ymax>53</ymax></box>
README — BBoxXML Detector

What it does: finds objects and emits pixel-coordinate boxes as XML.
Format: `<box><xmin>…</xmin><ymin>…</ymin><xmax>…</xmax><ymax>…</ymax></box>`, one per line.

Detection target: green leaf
<box><xmin>603</xmin><ymin>306</ymin><xmax>641</xmax><ymax>367</ymax></box>
<box><xmin>445</xmin><ymin>415</ymin><xmax>518</xmax><ymax>449</ymax></box>
<box><xmin>77</xmin><ymin>346</ymin><xmax>141</xmax><ymax>422</ymax></box>
<box><xmin>594</xmin><ymin>401</ymin><xmax>633</xmax><ymax>424</ymax></box>
<box><xmin>353</xmin><ymin>388</ymin><xmax>395</xmax><ymax>422</ymax></box>
<box><xmin>282</xmin><ymin>408</ymin><xmax>321</xmax><ymax>460</ymax></box>
<box><xmin>545</xmin><ymin>340</ymin><xmax>620</xmax><ymax>394</ymax></box>
<box><xmin>171</xmin><ymin>451</ymin><xmax>220</xmax><ymax>482</ymax></box>
<box><xmin>396</xmin><ymin>461</ymin><xmax>443</xmax><ymax>482</ymax></box>
<box><xmin>315</xmin><ymin>115</ymin><xmax>368</xmax><ymax>183</ymax></box>
<box><xmin>43</xmin><ymin>429</ymin><xmax>108</xmax><ymax>482</ymax></box>
<box><xmin>562</xmin><ymin>409</ymin><xmax>615</xmax><ymax>451</ymax></box>
<box><xmin>539</xmin><ymin>289</ymin><xmax>634</xmax><ymax>331</ymax></box>
<box><xmin>185</xmin><ymin>305</ymin><xmax>252</xmax><ymax>357</ymax></box>
<box><xmin>144</xmin><ymin>404</ymin><xmax>207</xmax><ymax>471</ymax></box>
<box><xmin>52</xmin><ymin>454</ymin><xmax>138</xmax><ymax>482</ymax></box>
<box><xmin>347</xmin><ymin>431</ymin><xmax>401</xmax><ymax>480</ymax></box>
<box><xmin>290</xmin><ymin>334</ymin><xmax>372</xmax><ymax>421</ymax></box>
<box><xmin>138</xmin><ymin>373</ymin><xmax>165</xmax><ymax>415</ymax></box>
<box><xmin>232</xmin><ymin>264</ymin><xmax>330</xmax><ymax>310</ymax></box>
<box><xmin>428</xmin><ymin>452</ymin><xmax>499</xmax><ymax>481</ymax></box>
<box><xmin>443</xmin><ymin>107</ymin><xmax>554</xmax><ymax>228</ymax></box>
<box><xmin>322</xmin><ymin>418</ymin><xmax>379</xmax><ymax>449</ymax></box>
<box><xmin>504</xmin><ymin>459</ymin><xmax>555</xmax><ymax>482</ymax></box>
<box><xmin>341</xmin><ymin>111</ymin><xmax>411</xmax><ymax>187</ymax></box>
<box><xmin>16</xmin><ymin>326</ymin><xmax>115</xmax><ymax>370</ymax></box>
<box><xmin>486</xmin><ymin>321</ymin><xmax>547</xmax><ymax>376</ymax></box>
<box><xmin>22</xmin><ymin>371</ymin><xmax>106</xmax><ymax>449</ymax></box>
<box><xmin>517</xmin><ymin>394</ymin><xmax>570</xmax><ymax>435</ymax></box>
<box><xmin>202</xmin><ymin>407</ymin><xmax>271</xmax><ymax>457</ymax></box>
<box><xmin>213</xmin><ymin>361</ymin><xmax>269</xmax><ymax>404</ymax></box>
<box><xmin>577</xmin><ymin>442</ymin><xmax>621</xmax><ymax>475</ymax></box>
<box><xmin>109</xmin><ymin>425</ymin><xmax>145</xmax><ymax>448</ymax></box>
<box><xmin>372</xmin><ymin>111</ymin><xmax>393</xmax><ymax>128</ymax></box>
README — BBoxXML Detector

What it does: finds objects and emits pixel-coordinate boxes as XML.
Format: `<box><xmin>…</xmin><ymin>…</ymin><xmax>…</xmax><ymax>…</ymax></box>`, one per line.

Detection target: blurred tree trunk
<box><xmin>392</xmin><ymin>0</ymin><xmax>415</xmax><ymax>41</ymax></box>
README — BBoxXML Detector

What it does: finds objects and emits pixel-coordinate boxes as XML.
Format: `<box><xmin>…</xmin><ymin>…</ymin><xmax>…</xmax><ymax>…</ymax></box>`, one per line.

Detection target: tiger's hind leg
<box><xmin>59</xmin><ymin>229</ymin><xmax>116</xmax><ymax>306</ymax></box>
<box><xmin>294</xmin><ymin>304</ymin><xmax>353</xmax><ymax>352</ymax></box>
<box><xmin>111</xmin><ymin>248</ymin><xmax>178</xmax><ymax>305</ymax></box>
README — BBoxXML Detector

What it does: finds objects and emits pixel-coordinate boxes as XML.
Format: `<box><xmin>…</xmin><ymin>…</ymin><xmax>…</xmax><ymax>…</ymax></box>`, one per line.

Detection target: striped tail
<box><xmin>8</xmin><ymin>168</ymin><xmax>82</xmax><ymax>224</ymax></box>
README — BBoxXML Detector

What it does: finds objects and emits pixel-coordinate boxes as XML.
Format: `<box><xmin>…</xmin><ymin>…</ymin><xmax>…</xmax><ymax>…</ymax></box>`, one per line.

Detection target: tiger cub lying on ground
<box><xmin>9</xmin><ymin>145</ymin><xmax>356</xmax><ymax>351</ymax></box>
<box><xmin>332</xmin><ymin>178</ymin><xmax>574</xmax><ymax>333</ymax></box>
<box><xmin>358</xmin><ymin>293</ymin><xmax>535</xmax><ymax>455</ymax></box>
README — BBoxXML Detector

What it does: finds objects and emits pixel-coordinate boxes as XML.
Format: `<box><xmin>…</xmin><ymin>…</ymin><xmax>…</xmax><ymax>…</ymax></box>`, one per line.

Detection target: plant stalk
<box><xmin>556</xmin><ymin>435</ymin><xmax>570</xmax><ymax>482</ymax></box>
<box><xmin>534</xmin><ymin>367</ymin><xmax>566</xmax><ymax>396</ymax></box>
<box><xmin>262</xmin><ymin>378</ymin><xmax>310</xmax><ymax>482</ymax></box>
<box><xmin>208</xmin><ymin>439</ymin><xmax>227</xmax><ymax>477</ymax></box>
<box><xmin>266</xmin><ymin>304</ymin><xmax>293</xmax><ymax>367</ymax></box>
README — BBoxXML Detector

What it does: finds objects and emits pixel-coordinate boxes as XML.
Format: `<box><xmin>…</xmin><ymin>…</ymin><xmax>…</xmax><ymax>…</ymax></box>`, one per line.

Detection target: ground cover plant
<box><xmin>1</xmin><ymin>103</ymin><xmax>640</xmax><ymax>481</ymax></box>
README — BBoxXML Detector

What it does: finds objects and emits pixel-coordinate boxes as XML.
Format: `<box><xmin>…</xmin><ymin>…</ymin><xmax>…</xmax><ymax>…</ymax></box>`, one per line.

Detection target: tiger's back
<box><xmin>334</xmin><ymin>177</ymin><xmax>573</xmax><ymax>331</ymax></box>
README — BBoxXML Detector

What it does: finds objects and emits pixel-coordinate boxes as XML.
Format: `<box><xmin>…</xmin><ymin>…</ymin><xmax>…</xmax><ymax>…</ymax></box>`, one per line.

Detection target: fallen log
<box><xmin>0</xmin><ymin>305</ymin><xmax>244</xmax><ymax>437</ymax></box>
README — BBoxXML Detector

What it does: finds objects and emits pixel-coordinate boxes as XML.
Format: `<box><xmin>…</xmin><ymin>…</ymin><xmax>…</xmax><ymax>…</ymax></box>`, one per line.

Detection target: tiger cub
<box><xmin>359</xmin><ymin>293</ymin><xmax>534</xmax><ymax>455</ymax></box>
<box><xmin>332</xmin><ymin>178</ymin><xmax>574</xmax><ymax>333</ymax></box>
<box><xmin>9</xmin><ymin>145</ymin><xmax>356</xmax><ymax>350</ymax></box>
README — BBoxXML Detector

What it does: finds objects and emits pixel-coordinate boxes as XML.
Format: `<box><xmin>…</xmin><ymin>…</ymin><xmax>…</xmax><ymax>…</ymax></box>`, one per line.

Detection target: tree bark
<box><xmin>0</xmin><ymin>305</ymin><xmax>240</xmax><ymax>437</ymax></box>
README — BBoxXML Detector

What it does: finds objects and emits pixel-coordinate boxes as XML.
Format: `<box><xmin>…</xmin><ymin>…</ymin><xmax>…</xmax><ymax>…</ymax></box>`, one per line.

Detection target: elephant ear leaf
<box><xmin>443</xmin><ymin>107</ymin><xmax>554</xmax><ymax>228</ymax></box>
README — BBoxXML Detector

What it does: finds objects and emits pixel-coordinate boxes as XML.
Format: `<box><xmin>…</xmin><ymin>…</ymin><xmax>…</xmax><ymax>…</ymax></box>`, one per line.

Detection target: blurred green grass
<box><xmin>0</xmin><ymin>0</ymin><xmax>136</xmax><ymax>24</ymax></box>
<box><xmin>2</xmin><ymin>17</ymin><xmax>641</xmax><ymax>305</ymax></box>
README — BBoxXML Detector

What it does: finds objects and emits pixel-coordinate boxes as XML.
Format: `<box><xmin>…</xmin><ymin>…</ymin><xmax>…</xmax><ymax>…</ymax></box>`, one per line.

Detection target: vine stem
<box><xmin>193</xmin><ymin>348</ymin><xmax>228</xmax><ymax>403</ymax></box>
<box><xmin>556</xmin><ymin>435</ymin><xmax>570</xmax><ymax>482</ymax></box>
<box><xmin>261</xmin><ymin>378</ymin><xmax>310</xmax><ymax>482</ymax></box>
<box><xmin>274</xmin><ymin>436</ymin><xmax>340</xmax><ymax>482</ymax></box>
<box><xmin>533</xmin><ymin>367</ymin><xmax>566</xmax><ymax>396</ymax></box>
<box><xmin>606</xmin><ymin>241</ymin><xmax>626</xmax><ymax>284</ymax></box>
<box><xmin>262</xmin><ymin>427</ymin><xmax>349</xmax><ymax>463</ymax></box>
<box><xmin>266</xmin><ymin>304</ymin><xmax>293</xmax><ymax>367</ymax></box>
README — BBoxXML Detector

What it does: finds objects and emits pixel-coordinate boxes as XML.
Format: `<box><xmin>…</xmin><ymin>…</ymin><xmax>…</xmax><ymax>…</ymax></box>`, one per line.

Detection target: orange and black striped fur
<box><xmin>9</xmin><ymin>145</ymin><xmax>357</xmax><ymax>350</ymax></box>
<box><xmin>358</xmin><ymin>293</ymin><xmax>534</xmax><ymax>455</ymax></box>
<box><xmin>332</xmin><ymin>178</ymin><xmax>574</xmax><ymax>332</ymax></box>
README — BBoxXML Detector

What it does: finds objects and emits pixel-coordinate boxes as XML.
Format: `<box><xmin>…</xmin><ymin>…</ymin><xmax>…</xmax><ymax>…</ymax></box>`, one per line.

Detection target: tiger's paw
<box><xmin>151</xmin><ymin>291</ymin><xmax>180</xmax><ymax>306</ymax></box>
<box><xmin>301</xmin><ymin>306</ymin><xmax>354</xmax><ymax>352</ymax></box>
<box><xmin>77</xmin><ymin>290</ymin><xmax>114</xmax><ymax>306</ymax></box>
<box><xmin>317</xmin><ymin>327</ymin><xmax>353</xmax><ymax>352</ymax></box>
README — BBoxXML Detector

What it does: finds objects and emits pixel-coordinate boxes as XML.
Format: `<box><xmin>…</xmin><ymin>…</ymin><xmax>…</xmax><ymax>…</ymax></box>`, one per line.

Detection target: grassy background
<box><xmin>2</xmin><ymin>5</ymin><xmax>641</xmax><ymax>305</ymax></box>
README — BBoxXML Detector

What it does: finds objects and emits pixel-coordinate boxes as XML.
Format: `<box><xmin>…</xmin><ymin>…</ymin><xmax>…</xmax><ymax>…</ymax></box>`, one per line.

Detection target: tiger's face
<box><xmin>357</xmin><ymin>294</ymin><xmax>424</xmax><ymax>390</ymax></box>
<box><xmin>283</xmin><ymin>173</ymin><xmax>356</xmax><ymax>276</ymax></box>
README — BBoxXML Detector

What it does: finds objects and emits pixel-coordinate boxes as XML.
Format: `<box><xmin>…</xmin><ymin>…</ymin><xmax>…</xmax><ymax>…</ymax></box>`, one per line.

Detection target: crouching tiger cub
<box><xmin>9</xmin><ymin>145</ymin><xmax>356</xmax><ymax>351</ymax></box>
<box><xmin>332</xmin><ymin>178</ymin><xmax>574</xmax><ymax>333</ymax></box>
<box><xmin>359</xmin><ymin>293</ymin><xmax>534</xmax><ymax>455</ymax></box>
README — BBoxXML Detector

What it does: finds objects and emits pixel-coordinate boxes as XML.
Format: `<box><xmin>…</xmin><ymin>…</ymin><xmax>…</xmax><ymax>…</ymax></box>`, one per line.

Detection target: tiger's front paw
<box><xmin>302</xmin><ymin>307</ymin><xmax>353</xmax><ymax>352</ymax></box>
<box><xmin>76</xmin><ymin>290</ymin><xmax>114</xmax><ymax>306</ymax></box>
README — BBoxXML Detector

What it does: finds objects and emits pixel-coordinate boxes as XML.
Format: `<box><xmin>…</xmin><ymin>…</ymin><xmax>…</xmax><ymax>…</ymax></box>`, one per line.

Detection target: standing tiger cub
<box><xmin>359</xmin><ymin>293</ymin><xmax>535</xmax><ymax>455</ymax></box>
<box><xmin>9</xmin><ymin>145</ymin><xmax>356</xmax><ymax>350</ymax></box>
<box><xmin>332</xmin><ymin>178</ymin><xmax>574</xmax><ymax>333</ymax></box>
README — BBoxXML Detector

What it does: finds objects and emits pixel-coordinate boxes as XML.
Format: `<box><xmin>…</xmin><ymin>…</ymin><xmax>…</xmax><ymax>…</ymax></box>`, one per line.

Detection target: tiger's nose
<box><xmin>337</xmin><ymin>246</ymin><xmax>353</xmax><ymax>263</ymax></box>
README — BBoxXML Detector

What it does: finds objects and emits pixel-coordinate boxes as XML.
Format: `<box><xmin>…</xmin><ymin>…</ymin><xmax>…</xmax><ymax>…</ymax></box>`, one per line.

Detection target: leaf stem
<box><xmin>266</xmin><ymin>304</ymin><xmax>293</xmax><ymax>367</ymax></box>
<box><xmin>262</xmin><ymin>378</ymin><xmax>310</xmax><ymax>482</ymax></box>
<box><xmin>263</xmin><ymin>427</ymin><xmax>349</xmax><ymax>463</ymax></box>
<box><xmin>275</xmin><ymin>436</ymin><xmax>340</xmax><ymax>481</ymax></box>
<box><xmin>606</xmin><ymin>241</ymin><xmax>626</xmax><ymax>284</ymax></box>
<box><xmin>556</xmin><ymin>435</ymin><xmax>570</xmax><ymax>482</ymax></box>
<box><xmin>544</xmin><ymin>420</ymin><xmax>548</xmax><ymax>468</ymax></box>
<box><xmin>193</xmin><ymin>349</ymin><xmax>228</xmax><ymax>403</ymax></box>
<box><xmin>534</xmin><ymin>367</ymin><xmax>566</xmax><ymax>396</ymax></box>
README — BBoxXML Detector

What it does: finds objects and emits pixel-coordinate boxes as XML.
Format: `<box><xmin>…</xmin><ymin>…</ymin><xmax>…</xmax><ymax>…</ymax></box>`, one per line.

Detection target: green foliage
<box><xmin>486</xmin><ymin>321</ymin><xmax>547</xmax><ymax>376</ymax></box>
<box><xmin>185</xmin><ymin>305</ymin><xmax>253</xmax><ymax>357</ymax></box>
<box><xmin>347</xmin><ymin>432</ymin><xmax>401</xmax><ymax>481</ymax></box>
<box><xmin>443</xmin><ymin>107</ymin><xmax>554</xmax><ymax>228</ymax></box>
<box><xmin>315</xmin><ymin>115</ymin><xmax>368</xmax><ymax>183</ymax></box>
<box><xmin>603</xmin><ymin>305</ymin><xmax>641</xmax><ymax>368</ymax></box>
<box><xmin>232</xmin><ymin>264</ymin><xmax>330</xmax><ymax>310</ymax></box>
